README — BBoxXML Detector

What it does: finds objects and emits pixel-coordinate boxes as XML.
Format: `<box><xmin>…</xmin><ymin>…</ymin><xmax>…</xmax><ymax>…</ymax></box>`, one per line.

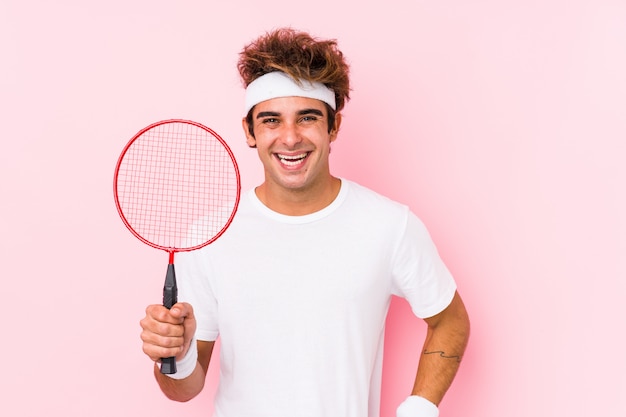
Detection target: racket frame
<box><xmin>113</xmin><ymin>119</ymin><xmax>241</xmax><ymax>254</ymax></box>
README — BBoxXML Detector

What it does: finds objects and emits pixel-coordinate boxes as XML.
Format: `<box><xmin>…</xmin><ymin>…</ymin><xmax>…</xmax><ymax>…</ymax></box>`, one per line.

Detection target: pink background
<box><xmin>1</xmin><ymin>1</ymin><xmax>625</xmax><ymax>416</ymax></box>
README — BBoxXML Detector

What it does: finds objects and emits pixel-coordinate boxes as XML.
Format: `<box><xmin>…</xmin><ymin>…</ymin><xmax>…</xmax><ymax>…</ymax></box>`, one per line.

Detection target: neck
<box><xmin>255</xmin><ymin>176</ymin><xmax>341</xmax><ymax>216</ymax></box>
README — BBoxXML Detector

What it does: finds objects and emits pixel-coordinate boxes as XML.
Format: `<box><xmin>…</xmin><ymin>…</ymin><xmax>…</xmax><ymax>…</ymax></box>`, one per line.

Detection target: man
<box><xmin>140</xmin><ymin>28</ymin><xmax>470</xmax><ymax>417</ymax></box>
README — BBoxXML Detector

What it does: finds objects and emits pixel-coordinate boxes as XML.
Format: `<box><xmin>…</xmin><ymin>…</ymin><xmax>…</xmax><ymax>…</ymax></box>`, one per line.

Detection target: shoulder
<box><xmin>342</xmin><ymin>179</ymin><xmax>409</xmax><ymax>214</ymax></box>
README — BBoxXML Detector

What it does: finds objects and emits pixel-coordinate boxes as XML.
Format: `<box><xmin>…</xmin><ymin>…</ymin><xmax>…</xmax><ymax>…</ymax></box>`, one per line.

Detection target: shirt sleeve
<box><xmin>390</xmin><ymin>211</ymin><xmax>457</xmax><ymax>318</ymax></box>
<box><xmin>176</xmin><ymin>249</ymin><xmax>220</xmax><ymax>341</ymax></box>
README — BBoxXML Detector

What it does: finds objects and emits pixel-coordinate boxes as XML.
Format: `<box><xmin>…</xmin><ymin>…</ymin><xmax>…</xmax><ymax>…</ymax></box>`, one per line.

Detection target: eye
<box><xmin>299</xmin><ymin>115</ymin><xmax>319</xmax><ymax>124</ymax></box>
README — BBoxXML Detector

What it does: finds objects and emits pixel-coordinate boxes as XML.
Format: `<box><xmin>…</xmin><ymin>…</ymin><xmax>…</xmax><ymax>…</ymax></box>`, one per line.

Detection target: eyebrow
<box><xmin>256</xmin><ymin>111</ymin><xmax>280</xmax><ymax>119</ymax></box>
<box><xmin>255</xmin><ymin>108</ymin><xmax>325</xmax><ymax>119</ymax></box>
<box><xmin>298</xmin><ymin>108</ymin><xmax>324</xmax><ymax>117</ymax></box>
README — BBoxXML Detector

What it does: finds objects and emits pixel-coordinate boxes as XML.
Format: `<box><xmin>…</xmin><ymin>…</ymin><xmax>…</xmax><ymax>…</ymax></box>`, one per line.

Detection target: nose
<box><xmin>280</xmin><ymin>121</ymin><xmax>302</xmax><ymax>148</ymax></box>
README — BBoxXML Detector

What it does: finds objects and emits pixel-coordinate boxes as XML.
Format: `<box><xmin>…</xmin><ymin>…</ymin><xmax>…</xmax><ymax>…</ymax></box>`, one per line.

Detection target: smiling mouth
<box><xmin>277</xmin><ymin>152</ymin><xmax>309</xmax><ymax>166</ymax></box>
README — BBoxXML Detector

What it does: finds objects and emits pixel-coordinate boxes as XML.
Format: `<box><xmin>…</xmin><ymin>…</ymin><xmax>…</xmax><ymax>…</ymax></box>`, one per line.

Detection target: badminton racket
<box><xmin>114</xmin><ymin>119</ymin><xmax>240</xmax><ymax>374</ymax></box>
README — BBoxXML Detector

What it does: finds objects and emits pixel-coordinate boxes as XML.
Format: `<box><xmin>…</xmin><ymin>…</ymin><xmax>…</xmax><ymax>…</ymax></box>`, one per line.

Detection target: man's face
<box><xmin>243</xmin><ymin>96</ymin><xmax>340</xmax><ymax>195</ymax></box>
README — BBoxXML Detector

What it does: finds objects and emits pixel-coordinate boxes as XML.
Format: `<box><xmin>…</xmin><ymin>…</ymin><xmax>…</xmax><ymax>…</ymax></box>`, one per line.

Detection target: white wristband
<box><xmin>165</xmin><ymin>337</ymin><xmax>198</xmax><ymax>380</ymax></box>
<box><xmin>396</xmin><ymin>395</ymin><xmax>439</xmax><ymax>417</ymax></box>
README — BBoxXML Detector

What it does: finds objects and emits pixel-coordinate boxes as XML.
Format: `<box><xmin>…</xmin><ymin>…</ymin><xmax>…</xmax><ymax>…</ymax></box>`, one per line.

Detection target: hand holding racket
<box><xmin>114</xmin><ymin>119</ymin><xmax>240</xmax><ymax>374</ymax></box>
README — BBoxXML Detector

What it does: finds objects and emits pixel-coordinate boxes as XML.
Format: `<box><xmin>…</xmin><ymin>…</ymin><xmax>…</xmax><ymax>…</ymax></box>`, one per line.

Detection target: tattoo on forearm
<box><xmin>423</xmin><ymin>349</ymin><xmax>462</xmax><ymax>363</ymax></box>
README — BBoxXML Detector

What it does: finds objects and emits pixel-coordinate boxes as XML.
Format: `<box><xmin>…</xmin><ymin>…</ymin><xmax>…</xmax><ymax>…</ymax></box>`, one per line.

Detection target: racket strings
<box><xmin>116</xmin><ymin>122</ymin><xmax>239</xmax><ymax>250</ymax></box>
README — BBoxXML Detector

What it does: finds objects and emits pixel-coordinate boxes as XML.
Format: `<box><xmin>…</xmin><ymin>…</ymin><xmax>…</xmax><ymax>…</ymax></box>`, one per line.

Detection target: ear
<box><xmin>329</xmin><ymin>113</ymin><xmax>342</xmax><ymax>143</ymax></box>
<box><xmin>242</xmin><ymin>117</ymin><xmax>256</xmax><ymax>148</ymax></box>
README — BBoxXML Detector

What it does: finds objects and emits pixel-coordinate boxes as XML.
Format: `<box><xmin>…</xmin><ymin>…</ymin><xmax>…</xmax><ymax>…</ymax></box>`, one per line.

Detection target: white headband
<box><xmin>244</xmin><ymin>71</ymin><xmax>336</xmax><ymax>114</ymax></box>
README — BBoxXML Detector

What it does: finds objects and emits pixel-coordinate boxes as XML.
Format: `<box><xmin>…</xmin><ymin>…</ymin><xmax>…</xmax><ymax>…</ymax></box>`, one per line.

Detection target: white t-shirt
<box><xmin>177</xmin><ymin>179</ymin><xmax>456</xmax><ymax>417</ymax></box>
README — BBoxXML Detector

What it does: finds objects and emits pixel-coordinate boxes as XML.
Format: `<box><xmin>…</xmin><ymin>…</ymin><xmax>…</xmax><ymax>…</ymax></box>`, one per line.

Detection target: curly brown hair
<box><xmin>237</xmin><ymin>27</ymin><xmax>351</xmax><ymax>113</ymax></box>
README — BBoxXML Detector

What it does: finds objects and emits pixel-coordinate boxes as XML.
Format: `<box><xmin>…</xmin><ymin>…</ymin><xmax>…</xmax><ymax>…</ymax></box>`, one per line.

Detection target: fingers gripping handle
<box><xmin>160</xmin><ymin>263</ymin><xmax>178</xmax><ymax>374</ymax></box>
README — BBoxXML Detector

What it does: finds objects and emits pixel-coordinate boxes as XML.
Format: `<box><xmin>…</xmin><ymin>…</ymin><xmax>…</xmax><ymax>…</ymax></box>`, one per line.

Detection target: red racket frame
<box><xmin>113</xmin><ymin>119</ymin><xmax>241</xmax><ymax>262</ymax></box>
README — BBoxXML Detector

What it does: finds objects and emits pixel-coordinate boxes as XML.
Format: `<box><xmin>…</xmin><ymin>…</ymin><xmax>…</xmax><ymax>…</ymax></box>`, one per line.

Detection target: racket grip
<box><xmin>162</xmin><ymin>263</ymin><xmax>178</xmax><ymax>309</ymax></box>
<box><xmin>161</xmin><ymin>263</ymin><xmax>178</xmax><ymax>374</ymax></box>
<box><xmin>160</xmin><ymin>357</ymin><xmax>177</xmax><ymax>375</ymax></box>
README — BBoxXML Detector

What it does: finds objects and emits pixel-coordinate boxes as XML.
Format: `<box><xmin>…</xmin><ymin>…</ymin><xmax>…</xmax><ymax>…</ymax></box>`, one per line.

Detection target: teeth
<box><xmin>278</xmin><ymin>153</ymin><xmax>307</xmax><ymax>166</ymax></box>
<box><xmin>279</xmin><ymin>153</ymin><xmax>307</xmax><ymax>160</ymax></box>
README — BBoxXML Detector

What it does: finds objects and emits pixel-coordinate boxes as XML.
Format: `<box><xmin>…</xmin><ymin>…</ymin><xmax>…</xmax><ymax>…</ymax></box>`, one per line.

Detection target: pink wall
<box><xmin>2</xmin><ymin>1</ymin><xmax>624</xmax><ymax>416</ymax></box>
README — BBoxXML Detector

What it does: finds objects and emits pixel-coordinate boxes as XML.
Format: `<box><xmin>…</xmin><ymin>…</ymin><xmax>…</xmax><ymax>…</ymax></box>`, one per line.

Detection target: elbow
<box><xmin>162</xmin><ymin>388</ymin><xmax>202</xmax><ymax>403</ymax></box>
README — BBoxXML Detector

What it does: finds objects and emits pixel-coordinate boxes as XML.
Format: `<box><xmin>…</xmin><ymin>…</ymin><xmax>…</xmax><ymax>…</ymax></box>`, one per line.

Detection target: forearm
<box><xmin>153</xmin><ymin>339</ymin><xmax>214</xmax><ymax>402</ymax></box>
<box><xmin>154</xmin><ymin>360</ymin><xmax>206</xmax><ymax>402</ymax></box>
<box><xmin>412</xmin><ymin>293</ymin><xmax>470</xmax><ymax>405</ymax></box>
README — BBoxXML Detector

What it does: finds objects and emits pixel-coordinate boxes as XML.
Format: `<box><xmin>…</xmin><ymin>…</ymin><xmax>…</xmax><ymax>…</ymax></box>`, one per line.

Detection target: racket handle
<box><xmin>161</xmin><ymin>263</ymin><xmax>178</xmax><ymax>374</ymax></box>
<box><xmin>163</xmin><ymin>263</ymin><xmax>178</xmax><ymax>309</ymax></box>
<box><xmin>160</xmin><ymin>357</ymin><xmax>176</xmax><ymax>375</ymax></box>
